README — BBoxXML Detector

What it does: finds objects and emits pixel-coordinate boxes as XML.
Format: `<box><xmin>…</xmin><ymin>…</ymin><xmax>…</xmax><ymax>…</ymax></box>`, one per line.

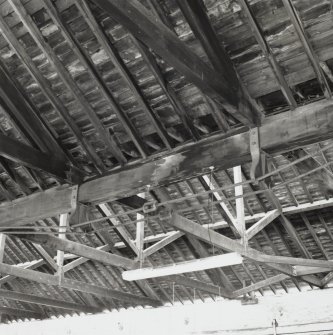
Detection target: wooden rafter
<box><xmin>231</xmin><ymin>274</ymin><xmax>289</xmax><ymax>298</ymax></box>
<box><xmin>246</xmin><ymin>209</ymin><xmax>280</xmax><ymax>240</ymax></box>
<box><xmin>0</xmin><ymin>288</ymin><xmax>99</xmax><ymax>314</ymax></box>
<box><xmin>78</xmin><ymin>99</ymin><xmax>333</xmax><ymax>204</ymax></box>
<box><xmin>281</xmin><ymin>0</ymin><xmax>331</xmax><ymax>98</ymax></box>
<box><xmin>0</xmin><ymin>9</ymin><xmax>105</xmax><ymax>172</ymax></box>
<box><xmin>239</xmin><ymin>0</ymin><xmax>297</xmax><ymax>109</ymax></box>
<box><xmin>0</xmin><ymin>262</ymin><xmax>160</xmax><ymax>306</ymax></box>
<box><xmin>0</xmin><ymin>186</ymin><xmax>77</xmax><ymax>228</ymax></box>
<box><xmin>43</xmin><ymin>0</ymin><xmax>149</xmax><ymax>159</ymax></box>
<box><xmin>170</xmin><ymin>214</ymin><xmax>333</xmax><ymax>274</ymax></box>
<box><xmin>90</xmin><ymin>0</ymin><xmax>260</xmax><ymax>126</ymax></box>
<box><xmin>176</xmin><ymin>0</ymin><xmax>261</xmax><ymax>123</ymax></box>
<box><xmin>77</xmin><ymin>0</ymin><xmax>173</xmax><ymax>150</ymax></box>
<box><xmin>0</xmin><ymin>62</ymin><xmax>63</xmax><ymax>156</ymax></box>
<box><xmin>130</xmin><ymin>38</ymin><xmax>200</xmax><ymax>141</ymax></box>
<box><xmin>0</xmin><ymin>306</ymin><xmax>43</xmax><ymax>320</ymax></box>
<box><xmin>16</xmin><ymin>234</ymin><xmax>136</xmax><ymax>269</ymax></box>
<box><xmin>0</xmin><ymin>134</ymin><xmax>67</xmax><ymax>179</ymax></box>
<box><xmin>9</xmin><ymin>0</ymin><xmax>126</xmax><ymax>165</ymax></box>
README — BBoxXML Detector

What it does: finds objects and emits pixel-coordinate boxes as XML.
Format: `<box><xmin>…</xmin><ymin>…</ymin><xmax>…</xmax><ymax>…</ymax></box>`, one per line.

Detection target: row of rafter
<box><xmin>1</xmin><ymin>99</ymin><xmax>333</xmax><ymax>227</ymax></box>
<box><xmin>0</xmin><ymin>0</ymin><xmax>327</xmax><ymax>178</ymax></box>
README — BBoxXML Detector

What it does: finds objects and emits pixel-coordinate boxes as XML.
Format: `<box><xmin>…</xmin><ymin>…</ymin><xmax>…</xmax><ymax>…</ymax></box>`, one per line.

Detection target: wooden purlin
<box><xmin>90</xmin><ymin>0</ymin><xmax>259</xmax><ymax>126</ymax></box>
<box><xmin>0</xmin><ymin>262</ymin><xmax>161</xmax><ymax>307</ymax></box>
<box><xmin>0</xmin><ymin>99</ymin><xmax>333</xmax><ymax>228</ymax></box>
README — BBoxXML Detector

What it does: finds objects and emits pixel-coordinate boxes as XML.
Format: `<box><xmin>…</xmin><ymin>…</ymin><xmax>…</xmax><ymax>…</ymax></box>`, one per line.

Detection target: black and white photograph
<box><xmin>0</xmin><ymin>0</ymin><xmax>332</xmax><ymax>334</ymax></box>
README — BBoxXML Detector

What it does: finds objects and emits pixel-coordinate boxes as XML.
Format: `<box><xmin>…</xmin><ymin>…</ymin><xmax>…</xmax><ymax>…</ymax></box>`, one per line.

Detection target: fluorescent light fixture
<box><xmin>122</xmin><ymin>252</ymin><xmax>243</xmax><ymax>281</ymax></box>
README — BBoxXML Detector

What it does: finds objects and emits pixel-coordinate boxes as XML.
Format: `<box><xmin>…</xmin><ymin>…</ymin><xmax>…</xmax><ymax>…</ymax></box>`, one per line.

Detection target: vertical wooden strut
<box><xmin>57</xmin><ymin>213</ymin><xmax>69</xmax><ymax>281</ymax></box>
<box><xmin>136</xmin><ymin>193</ymin><xmax>145</xmax><ymax>265</ymax></box>
<box><xmin>0</xmin><ymin>233</ymin><xmax>6</xmax><ymax>323</ymax></box>
<box><xmin>233</xmin><ymin>166</ymin><xmax>246</xmax><ymax>245</ymax></box>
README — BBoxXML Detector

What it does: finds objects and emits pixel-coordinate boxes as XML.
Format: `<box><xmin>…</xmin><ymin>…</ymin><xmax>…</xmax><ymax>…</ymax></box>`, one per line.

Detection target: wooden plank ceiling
<box><xmin>0</xmin><ymin>0</ymin><xmax>332</xmax><ymax>323</ymax></box>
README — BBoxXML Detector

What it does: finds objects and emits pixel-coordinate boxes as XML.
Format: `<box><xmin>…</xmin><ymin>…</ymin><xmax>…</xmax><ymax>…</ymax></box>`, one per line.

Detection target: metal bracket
<box><xmin>142</xmin><ymin>201</ymin><xmax>157</xmax><ymax>214</ymax></box>
<box><xmin>70</xmin><ymin>185</ymin><xmax>79</xmax><ymax>211</ymax></box>
<box><xmin>249</xmin><ymin>127</ymin><xmax>270</xmax><ymax>183</ymax></box>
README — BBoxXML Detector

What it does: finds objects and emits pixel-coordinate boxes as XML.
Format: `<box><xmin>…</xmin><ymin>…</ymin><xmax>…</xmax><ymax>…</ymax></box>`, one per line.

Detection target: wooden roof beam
<box><xmin>246</xmin><ymin>209</ymin><xmax>280</xmax><ymax>240</ymax></box>
<box><xmin>0</xmin><ymin>99</ymin><xmax>332</xmax><ymax>227</ymax></box>
<box><xmin>200</xmin><ymin>175</ymin><xmax>240</xmax><ymax>237</ymax></box>
<box><xmin>176</xmin><ymin>0</ymin><xmax>261</xmax><ymax>123</ymax></box>
<box><xmin>231</xmin><ymin>274</ymin><xmax>289</xmax><ymax>298</ymax></box>
<box><xmin>0</xmin><ymin>134</ymin><xmax>67</xmax><ymax>180</ymax></box>
<box><xmin>0</xmin><ymin>9</ymin><xmax>105</xmax><ymax>172</ymax></box>
<box><xmin>171</xmin><ymin>214</ymin><xmax>333</xmax><ymax>273</ymax></box>
<box><xmin>153</xmin><ymin>187</ymin><xmax>235</xmax><ymax>292</ymax></box>
<box><xmin>0</xmin><ymin>262</ymin><xmax>161</xmax><ymax>307</ymax></box>
<box><xmin>77</xmin><ymin>0</ymin><xmax>174</xmax><ymax>150</ymax></box>
<box><xmin>9</xmin><ymin>0</ymin><xmax>126</xmax><ymax>165</ymax></box>
<box><xmin>131</xmin><ymin>38</ymin><xmax>201</xmax><ymax>141</ymax></box>
<box><xmin>113</xmin><ymin>198</ymin><xmax>333</xmax><ymax>250</ymax></box>
<box><xmin>0</xmin><ymin>63</ymin><xmax>63</xmax><ymax>156</ymax></box>
<box><xmin>0</xmin><ymin>306</ymin><xmax>43</xmax><ymax>320</ymax></box>
<box><xmin>90</xmin><ymin>0</ymin><xmax>260</xmax><ymax>126</ymax></box>
<box><xmin>79</xmin><ymin>99</ymin><xmax>333</xmax><ymax>204</ymax></box>
<box><xmin>16</xmin><ymin>234</ymin><xmax>136</xmax><ymax>270</ymax></box>
<box><xmin>43</xmin><ymin>0</ymin><xmax>149</xmax><ymax>159</ymax></box>
<box><xmin>0</xmin><ymin>186</ymin><xmax>77</xmax><ymax>228</ymax></box>
<box><xmin>0</xmin><ymin>288</ymin><xmax>100</xmax><ymax>314</ymax></box>
<box><xmin>239</xmin><ymin>0</ymin><xmax>297</xmax><ymax>109</ymax></box>
<box><xmin>96</xmin><ymin>203</ymin><xmax>160</xmax><ymax>301</ymax></box>
<box><xmin>282</xmin><ymin>0</ymin><xmax>331</xmax><ymax>98</ymax></box>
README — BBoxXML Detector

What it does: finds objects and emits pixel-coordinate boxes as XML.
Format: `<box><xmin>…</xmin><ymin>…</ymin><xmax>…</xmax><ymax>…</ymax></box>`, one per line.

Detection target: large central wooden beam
<box><xmin>91</xmin><ymin>0</ymin><xmax>258</xmax><ymax>125</ymax></box>
<box><xmin>0</xmin><ymin>100</ymin><xmax>333</xmax><ymax>227</ymax></box>
<box><xmin>79</xmin><ymin>99</ymin><xmax>333</xmax><ymax>204</ymax></box>
<box><xmin>0</xmin><ymin>186</ymin><xmax>77</xmax><ymax>228</ymax></box>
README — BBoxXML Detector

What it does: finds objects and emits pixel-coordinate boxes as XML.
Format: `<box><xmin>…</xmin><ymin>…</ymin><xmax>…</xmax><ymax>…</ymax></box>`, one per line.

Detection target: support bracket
<box><xmin>249</xmin><ymin>127</ymin><xmax>271</xmax><ymax>185</ymax></box>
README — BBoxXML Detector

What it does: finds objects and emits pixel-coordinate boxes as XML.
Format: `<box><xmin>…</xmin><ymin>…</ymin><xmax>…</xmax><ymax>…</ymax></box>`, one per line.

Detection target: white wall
<box><xmin>1</xmin><ymin>287</ymin><xmax>333</xmax><ymax>335</ymax></box>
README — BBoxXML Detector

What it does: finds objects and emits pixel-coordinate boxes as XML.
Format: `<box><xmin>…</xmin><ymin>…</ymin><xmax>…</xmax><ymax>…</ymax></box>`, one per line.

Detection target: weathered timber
<box><xmin>1</xmin><ymin>100</ymin><xmax>333</xmax><ymax>227</ymax></box>
<box><xmin>171</xmin><ymin>214</ymin><xmax>333</xmax><ymax>271</ymax></box>
<box><xmin>9</xmin><ymin>0</ymin><xmax>126</xmax><ymax>164</ymax></box>
<box><xmin>90</xmin><ymin>0</ymin><xmax>258</xmax><ymax>125</ymax></box>
<box><xmin>0</xmin><ymin>289</ymin><xmax>100</xmax><ymax>313</ymax></box>
<box><xmin>0</xmin><ymin>134</ymin><xmax>67</xmax><ymax>179</ymax></box>
<box><xmin>282</xmin><ymin>0</ymin><xmax>331</xmax><ymax>98</ymax></box>
<box><xmin>79</xmin><ymin>99</ymin><xmax>333</xmax><ymax>204</ymax></box>
<box><xmin>0</xmin><ymin>10</ymin><xmax>105</xmax><ymax>171</ymax></box>
<box><xmin>77</xmin><ymin>0</ymin><xmax>174</xmax><ymax>150</ymax></box>
<box><xmin>17</xmin><ymin>234</ymin><xmax>136</xmax><ymax>269</ymax></box>
<box><xmin>0</xmin><ymin>186</ymin><xmax>77</xmax><ymax>228</ymax></box>
<box><xmin>239</xmin><ymin>0</ymin><xmax>297</xmax><ymax>108</ymax></box>
<box><xmin>176</xmin><ymin>0</ymin><xmax>261</xmax><ymax>123</ymax></box>
<box><xmin>0</xmin><ymin>62</ymin><xmax>63</xmax><ymax>156</ymax></box>
<box><xmin>231</xmin><ymin>274</ymin><xmax>289</xmax><ymax>298</ymax></box>
<box><xmin>0</xmin><ymin>262</ymin><xmax>161</xmax><ymax>306</ymax></box>
<box><xmin>0</xmin><ymin>306</ymin><xmax>43</xmax><ymax>320</ymax></box>
<box><xmin>44</xmin><ymin>0</ymin><xmax>149</xmax><ymax>159</ymax></box>
<box><xmin>246</xmin><ymin>209</ymin><xmax>280</xmax><ymax>240</ymax></box>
